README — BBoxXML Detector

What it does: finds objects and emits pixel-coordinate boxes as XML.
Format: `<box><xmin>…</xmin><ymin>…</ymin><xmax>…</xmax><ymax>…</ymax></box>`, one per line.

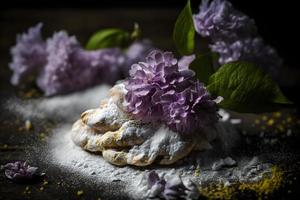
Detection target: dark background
<box><xmin>1</xmin><ymin>0</ymin><xmax>299</xmax><ymax>105</ymax></box>
<box><xmin>1</xmin><ymin>0</ymin><xmax>298</xmax><ymax>68</ymax></box>
<box><xmin>0</xmin><ymin>1</ymin><xmax>299</xmax><ymax>199</ymax></box>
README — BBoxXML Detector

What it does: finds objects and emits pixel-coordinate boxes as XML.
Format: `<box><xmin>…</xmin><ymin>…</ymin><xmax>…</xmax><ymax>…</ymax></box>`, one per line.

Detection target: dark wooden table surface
<box><xmin>1</xmin><ymin>8</ymin><xmax>300</xmax><ymax>200</ymax></box>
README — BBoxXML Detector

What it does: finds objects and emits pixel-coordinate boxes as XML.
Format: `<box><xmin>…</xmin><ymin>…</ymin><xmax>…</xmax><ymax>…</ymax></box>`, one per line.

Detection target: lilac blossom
<box><xmin>193</xmin><ymin>0</ymin><xmax>257</xmax><ymax>40</ymax></box>
<box><xmin>9</xmin><ymin>23</ymin><xmax>47</xmax><ymax>85</ymax></box>
<box><xmin>125</xmin><ymin>50</ymin><xmax>219</xmax><ymax>133</ymax></box>
<box><xmin>193</xmin><ymin>0</ymin><xmax>283</xmax><ymax>79</ymax></box>
<box><xmin>210</xmin><ymin>37</ymin><xmax>283</xmax><ymax>77</ymax></box>
<box><xmin>10</xmin><ymin>24</ymin><xmax>156</xmax><ymax>96</ymax></box>
<box><xmin>37</xmin><ymin>31</ymin><xmax>124</xmax><ymax>96</ymax></box>
<box><xmin>124</xmin><ymin>50</ymin><xmax>195</xmax><ymax>122</ymax></box>
<box><xmin>1</xmin><ymin>161</ymin><xmax>44</xmax><ymax>182</ymax></box>
<box><xmin>162</xmin><ymin>81</ymin><xmax>219</xmax><ymax>133</ymax></box>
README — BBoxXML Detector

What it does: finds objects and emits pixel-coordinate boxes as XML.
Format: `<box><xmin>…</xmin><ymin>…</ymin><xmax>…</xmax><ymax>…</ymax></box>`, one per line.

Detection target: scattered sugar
<box><xmin>6</xmin><ymin>85</ymin><xmax>110</xmax><ymax>121</ymax></box>
<box><xmin>3</xmin><ymin>84</ymin><xmax>279</xmax><ymax>199</ymax></box>
<box><xmin>46</xmin><ymin>124</ymin><xmax>196</xmax><ymax>199</ymax></box>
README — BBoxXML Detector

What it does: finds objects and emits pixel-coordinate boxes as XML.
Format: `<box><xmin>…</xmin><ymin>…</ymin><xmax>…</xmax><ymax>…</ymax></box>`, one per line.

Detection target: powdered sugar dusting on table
<box><xmin>3</xmin><ymin>84</ymin><xmax>278</xmax><ymax>199</ymax></box>
<box><xmin>6</xmin><ymin>84</ymin><xmax>110</xmax><ymax>121</ymax></box>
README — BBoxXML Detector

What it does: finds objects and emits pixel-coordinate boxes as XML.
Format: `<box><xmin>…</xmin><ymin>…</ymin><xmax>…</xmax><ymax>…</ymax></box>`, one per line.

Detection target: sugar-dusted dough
<box><xmin>71</xmin><ymin>83</ymin><xmax>217</xmax><ymax>166</ymax></box>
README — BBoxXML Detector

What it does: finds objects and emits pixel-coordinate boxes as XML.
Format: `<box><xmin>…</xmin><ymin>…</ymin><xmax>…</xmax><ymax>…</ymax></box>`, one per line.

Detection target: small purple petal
<box><xmin>2</xmin><ymin>161</ymin><xmax>44</xmax><ymax>182</ymax></box>
<box><xmin>147</xmin><ymin>171</ymin><xmax>160</xmax><ymax>187</ymax></box>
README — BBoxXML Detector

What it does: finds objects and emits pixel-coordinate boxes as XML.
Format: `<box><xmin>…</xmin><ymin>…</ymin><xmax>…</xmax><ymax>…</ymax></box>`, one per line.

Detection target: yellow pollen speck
<box><xmin>274</xmin><ymin>112</ymin><xmax>281</xmax><ymax>118</ymax></box>
<box><xmin>255</xmin><ymin>119</ymin><xmax>260</xmax><ymax>124</ymax></box>
<box><xmin>199</xmin><ymin>166</ymin><xmax>283</xmax><ymax>199</ymax></box>
<box><xmin>267</xmin><ymin>119</ymin><xmax>274</xmax><ymax>126</ymax></box>
<box><xmin>262</xmin><ymin>116</ymin><xmax>268</xmax><ymax>121</ymax></box>
<box><xmin>277</xmin><ymin>125</ymin><xmax>285</xmax><ymax>132</ymax></box>
<box><xmin>39</xmin><ymin>133</ymin><xmax>46</xmax><ymax>141</ymax></box>
<box><xmin>194</xmin><ymin>165</ymin><xmax>201</xmax><ymax>177</ymax></box>
<box><xmin>287</xmin><ymin>117</ymin><xmax>293</xmax><ymax>123</ymax></box>
<box><xmin>77</xmin><ymin>190</ymin><xmax>84</xmax><ymax>196</ymax></box>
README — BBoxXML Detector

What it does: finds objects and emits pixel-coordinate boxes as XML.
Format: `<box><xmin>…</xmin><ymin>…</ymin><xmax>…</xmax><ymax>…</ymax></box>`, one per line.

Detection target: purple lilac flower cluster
<box><xmin>9</xmin><ymin>23</ymin><xmax>47</xmax><ymax>85</ymax></box>
<box><xmin>9</xmin><ymin>23</ymin><xmax>154</xmax><ymax>96</ymax></box>
<box><xmin>36</xmin><ymin>31</ymin><xmax>124</xmax><ymax>96</ymax></box>
<box><xmin>125</xmin><ymin>50</ymin><xmax>219</xmax><ymax>134</ymax></box>
<box><xmin>193</xmin><ymin>0</ymin><xmax>282</xmax><ymax>78</ymax></box>
<box><xmin>1</xmin><ymin>161</ymin><xmax>44</xmax><ymax>182</ymax></box>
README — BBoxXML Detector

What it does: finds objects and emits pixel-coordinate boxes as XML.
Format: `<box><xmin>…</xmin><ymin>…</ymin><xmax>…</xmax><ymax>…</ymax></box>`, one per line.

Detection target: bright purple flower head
<box><xmin>125</xmin><ymin>50</ymin><xmax>219</xmax><ymax>133</ymax></box>
<box><xmin>125</xmin><ymin>50</ymin><xmax>195</xmax><ymax>122</ymax></box>
<box><xmin>9</xmin><ymin>23</ymin><xmax>47</xmax><ymax>85</ymax></box>
<box><xmin>1</xmin><ymin>161</ymin><xmax>44</xmax><ymax>182</ymax></box>
<box><xmin>193</xmin><ymin>0</ymin><xmax>257</xmax><ymax>40</ymax></box>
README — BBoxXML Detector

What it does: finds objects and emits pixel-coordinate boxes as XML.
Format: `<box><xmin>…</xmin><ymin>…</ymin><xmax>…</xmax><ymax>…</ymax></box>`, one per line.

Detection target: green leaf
<box><xmin>190</xmin><ymin>53</ymin><xmax>214</xmax><ymax>84</ymax></box>
<box><xmin>86</xmin><ymin>28</ymin><xmax>130</xmax><ymax>50</ymax></box>
<box><xmin>207</xmin><ymin>61</ymin><xmax>292</xmax><ymax>113</ymax></box>
<box><xmin>173</xmin><ymin>0</ymin><xmax>195</xmax><ymax>55</ymax></box>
